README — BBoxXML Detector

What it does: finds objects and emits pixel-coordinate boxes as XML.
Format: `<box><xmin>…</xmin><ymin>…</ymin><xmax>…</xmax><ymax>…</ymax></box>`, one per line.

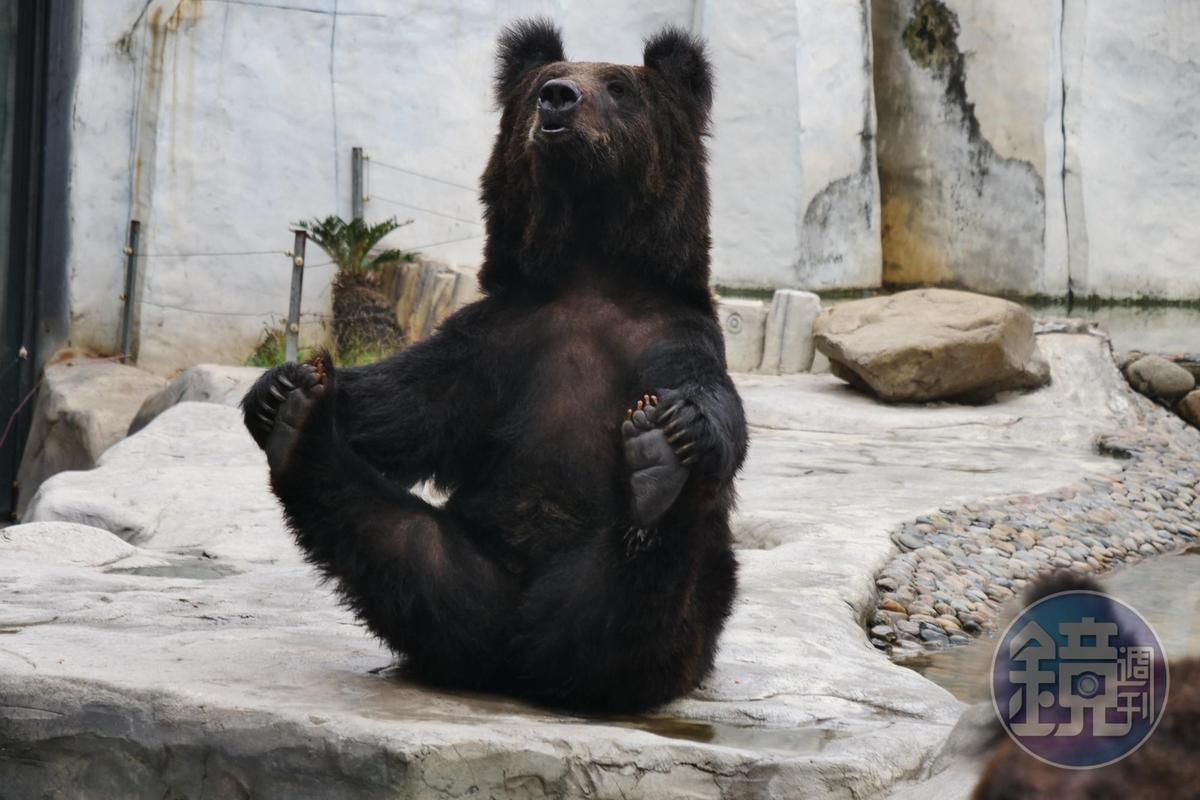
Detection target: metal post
<box><xmin>285</xmin><ymin>230</ymin><xmax>307</xmax><ymax>362</ymax></box>
<box><xmin>120</xmin><ymin>219</ymin><xmax>140</xmax><ymax>363</ymax></box>
<box><xmin>351</xmin><ymin>146</ymin><xmax>364</xmax><ymax>221</ymax></box>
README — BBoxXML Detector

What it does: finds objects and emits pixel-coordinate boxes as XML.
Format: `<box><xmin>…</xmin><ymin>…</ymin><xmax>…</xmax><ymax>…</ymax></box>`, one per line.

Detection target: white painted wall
<box><xmin>62</xmin><ymin>0</ymin><xmax>880</xmax><ymax>373</ymax></box>
<box><xmin>873</xmin><ymin>0</ymin><xmax>1200</xmax><ymax>302</ymax></box>
<box><xmin>1065</xmin><ymin>2</ymin><xmax>1200</xmax><ymax>301</ymax></box>
<box><xmin>59</xmin><ymin>1</ymin><xmax>1199</xmax><ymax>375</ymax></box>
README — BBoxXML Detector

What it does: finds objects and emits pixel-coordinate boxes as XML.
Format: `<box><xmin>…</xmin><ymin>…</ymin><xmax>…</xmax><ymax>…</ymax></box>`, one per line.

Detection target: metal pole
<box><xmin>120</xmin><ymin>219</ymin><xmax>140</xmax><ymax>363</ymax></box>
<box><xmin>285</xmin><ymin>230</ymin><xmax>307</xmax><ymax>362</ymax></box>
<box><xmin>351</xmin><ymin>146</ymin><xmax>364</xmax><ymax>221</ymax></box>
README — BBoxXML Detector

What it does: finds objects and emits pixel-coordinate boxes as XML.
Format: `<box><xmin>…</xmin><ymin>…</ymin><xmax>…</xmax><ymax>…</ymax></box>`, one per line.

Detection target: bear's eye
<box><xmin>607</xmin><ymin>81</ymin><xmax>628</xmax><ymax>98</ymax></box>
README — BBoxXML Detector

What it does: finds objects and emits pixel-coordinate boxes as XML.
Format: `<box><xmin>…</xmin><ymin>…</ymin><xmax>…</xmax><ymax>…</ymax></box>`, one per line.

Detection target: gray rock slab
<box><xmin>1</xmin><ymin>333</ymin><xmax>1139</xmax><ymax>798</ymax></box>
<box><xmin>759</xmin><ymin>290</ymin><xmax>822</xmax><ymax>374</ymax></box>
<box><xmin>25</xmin><ymin>403</ymin><xmax>299</xmax><ymax>565</ymax></box>
<box><xmin>717</xmin><ymin>297</ymin><xmax>768</xmax><ymax>373</ymax></box>
<box><xmin>15</xmin><ymin>358</ymin><xmax>167</xmax><ymax>518</ymax></box>
<box><xmin>128</xmin><ymin>363</ymin><xmax>265</xmax><ymax>435</ymax></box>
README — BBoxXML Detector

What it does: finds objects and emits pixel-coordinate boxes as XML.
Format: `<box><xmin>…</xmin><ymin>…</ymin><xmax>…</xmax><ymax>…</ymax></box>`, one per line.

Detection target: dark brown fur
<box><xmin>241</xmin><ymin>19</ymin><xmax>746</xmax><ymax>713</ymax></box>
<box><xmin>973</xmin><ymin>574</ymin><xmax>1200</xmax><ymax>799</ymax></box>
<box><xmin>480</xmin><ymin>20</ymin><xmax>714</xmax><ymax>305</ymax></box>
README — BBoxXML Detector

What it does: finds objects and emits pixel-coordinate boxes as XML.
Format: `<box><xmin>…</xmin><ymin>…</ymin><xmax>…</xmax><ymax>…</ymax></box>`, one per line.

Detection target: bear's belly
<box><xmin>455</xmin><ymin>313</ymin><xmax>664</xmax><ymax>558</ymax></box>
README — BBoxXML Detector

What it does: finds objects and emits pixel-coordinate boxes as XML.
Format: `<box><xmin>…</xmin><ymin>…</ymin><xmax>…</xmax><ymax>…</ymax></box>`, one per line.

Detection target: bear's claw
<box><xmin>623</xmin><ymin>526</ymin><xmax>658</xmax><ymax>558</ymax></box>
<box><xmin>242</xmin><ymin>357</ymin><xmax>330</xmax><ymax>452</ymax></box>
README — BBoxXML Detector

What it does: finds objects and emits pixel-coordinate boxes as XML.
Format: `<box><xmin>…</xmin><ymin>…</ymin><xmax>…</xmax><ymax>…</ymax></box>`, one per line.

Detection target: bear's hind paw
<box><xmin>623</xmin><ymin>526</ymin><xmax>659</xmax><ymax>558</ymax></box>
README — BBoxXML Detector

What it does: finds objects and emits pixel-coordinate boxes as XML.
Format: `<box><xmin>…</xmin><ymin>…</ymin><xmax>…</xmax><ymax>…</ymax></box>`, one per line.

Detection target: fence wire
<box><xmin>125</xmin><ymin>247</ymin><xmax>337</xmax><ymax>319</ymax></box>
<box><xmin>366</xmin><ymin>159</ymin><xmax>478</xmax><ymax>194</ymax></box>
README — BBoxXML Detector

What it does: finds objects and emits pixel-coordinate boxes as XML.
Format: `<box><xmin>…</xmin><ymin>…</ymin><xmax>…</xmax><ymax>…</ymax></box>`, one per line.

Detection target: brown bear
<box><xmin>972</xmin><ymin>573</ymin><xmax>1200</xmax><ymax>798</ymax></box>
<box><xmin>241</xmin><ymin>18</ymin><xmax>746</xmax><ymax>713</ymax></box>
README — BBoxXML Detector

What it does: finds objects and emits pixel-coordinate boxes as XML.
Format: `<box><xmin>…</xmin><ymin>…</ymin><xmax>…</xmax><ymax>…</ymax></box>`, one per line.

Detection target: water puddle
<box><xmin>336</xmin><ymin>667</ymin><xmax>849</xmax><ymax>755</ymax></box>
<box><xmin>1024</xmin><ymin>302</ymin><xmax>1200</xmax><ymax>354</ymax></box>
<box><xmin>608</xmin><ymin>716</ymin><xmax>851</xmax><ymax>753</ymax></box>
<box><xmin>906</xmin><ymin>548</ymin><xmax>1200</xmax><ymax>704</ymax></box>
<box><xmin>106</xmin><ymin>559</ymin><xmax>241</xmax><ymax>580</ymax></box>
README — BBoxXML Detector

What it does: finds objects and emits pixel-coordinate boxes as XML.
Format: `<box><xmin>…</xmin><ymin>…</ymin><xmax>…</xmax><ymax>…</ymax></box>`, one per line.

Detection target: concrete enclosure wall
<box><xmin>873</xmin><ymin>0</ymin><xmax>1200</xmax><ymax>302</ymax></box>
<box><xmin>60</xmin><ymin>0</ymin><xmax>880</xmax><ymax>374</ymax></box>
<box><xmin>55</xmin><ymin>0</ymin><xmax>1199</xmax><ymax>374</ymax></box>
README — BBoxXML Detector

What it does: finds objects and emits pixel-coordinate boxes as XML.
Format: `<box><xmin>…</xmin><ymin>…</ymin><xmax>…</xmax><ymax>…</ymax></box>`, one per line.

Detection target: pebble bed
<box><xmin>868</xmin><ymin>399</ymin><xmax>1200</xmax><ymax>659</ymax></box>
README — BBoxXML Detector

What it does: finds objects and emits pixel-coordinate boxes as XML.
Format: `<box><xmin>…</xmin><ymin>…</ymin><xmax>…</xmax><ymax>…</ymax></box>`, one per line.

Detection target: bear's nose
<box><xmin>538</xmin><ymin>79</ymin><xmax>582</xmax><ymax>113</ymax></box>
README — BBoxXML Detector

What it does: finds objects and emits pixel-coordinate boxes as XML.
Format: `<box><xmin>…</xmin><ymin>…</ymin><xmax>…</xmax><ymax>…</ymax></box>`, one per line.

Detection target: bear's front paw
<box><xmin>622</xmin><ymin>394</ymin><xmax>690</xmax><ymax>535</ymax></box>
<box><xmin>241</xmin><ymin>354</ymin><xmax>332</xmax><ymax>472</ymax></box>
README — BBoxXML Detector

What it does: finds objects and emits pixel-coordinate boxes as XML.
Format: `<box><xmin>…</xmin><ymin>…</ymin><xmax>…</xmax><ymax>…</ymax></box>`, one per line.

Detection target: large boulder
<box><xmin>15</xmin><ymin>357</ymin><xmax>166</xmax><ymax>518</ymax></box>
<box><xmin>812</xmin><ymin>289</ymin><xmax>1050</xmax><ymax>402</ymax></box>
<box><xmin>128</xmin><ymin>363</ymin><xmax>264</xmax><ymax>435</ymax></box>
<box><xmin>1125</xmin><ymin>355</ymin><xmax>1195</xmax><ymax>402</ymax></box>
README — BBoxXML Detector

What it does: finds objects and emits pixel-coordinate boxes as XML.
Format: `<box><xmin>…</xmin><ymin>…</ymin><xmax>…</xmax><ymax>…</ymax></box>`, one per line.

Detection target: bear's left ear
<box><xmin>643</xmin><ymin>27</ymin><xmax>713</xmax><ymax>114</ymax></box>
<box><xmin>495</xmin><ymin>18</ymin><xmax>566</xmax><ymax>103</ymax></box>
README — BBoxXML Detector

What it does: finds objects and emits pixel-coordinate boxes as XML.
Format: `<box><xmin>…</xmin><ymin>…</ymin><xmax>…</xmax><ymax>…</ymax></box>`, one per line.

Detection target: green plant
<box><xmin>295</xmin><ymin>215</ymin><xmax>415</xmax><ymax>275</ymax></box>
<box><xmin>246</xmin><ymin>325</ymin><xmax>316</xmax><ymax>368</ymax></box>
<box><xmin>293</xmin><ymin>215</ymin><xmax>413</xmax><ymax>360</ymax></box>
<box><xmin>246</xmin><ymin>326</ymin><xmax>287</xmax><ymax>368</ymax></box>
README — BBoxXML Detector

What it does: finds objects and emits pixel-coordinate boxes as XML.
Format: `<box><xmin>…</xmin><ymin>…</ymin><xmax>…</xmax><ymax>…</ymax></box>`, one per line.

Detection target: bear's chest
<box><xmin>515</xmin><ymin>289</ymin><xmax>669</xmax><ymax>418</ymax></box>
<box><xmin>476</xmin><ymin>289</ymin><xmax>671</xmax><ymax>524</ymax></box>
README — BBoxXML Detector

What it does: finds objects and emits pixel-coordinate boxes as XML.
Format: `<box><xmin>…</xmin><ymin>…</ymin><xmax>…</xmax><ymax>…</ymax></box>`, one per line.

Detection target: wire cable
<box><xmin>370</xmin><ymin>195</ymin><xmax>482</xmax><ymax>227</ymax></box>
<box><xmin>367</xmin><ymin>160</ymin><xmax>478</xmax><ymax>194</ymax></box>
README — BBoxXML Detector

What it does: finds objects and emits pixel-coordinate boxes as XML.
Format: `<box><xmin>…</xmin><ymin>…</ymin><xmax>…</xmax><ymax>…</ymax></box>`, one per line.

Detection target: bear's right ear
<box><xmin>495</xmin><ymin>18</ymin><xmax>565</xmax><ymax>103</ymax></box>
<box><xmin>643</xmin><ymin>27</ymin><xmax>713</xmax><ymax>114</ymax></box>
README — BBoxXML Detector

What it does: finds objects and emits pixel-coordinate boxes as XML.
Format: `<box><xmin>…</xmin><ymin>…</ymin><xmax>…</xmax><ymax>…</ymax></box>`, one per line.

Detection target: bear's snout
<box><xmin>537</xmin><ymin>78</ymin><xmax>582</xmax><ymax>131</ymax></box>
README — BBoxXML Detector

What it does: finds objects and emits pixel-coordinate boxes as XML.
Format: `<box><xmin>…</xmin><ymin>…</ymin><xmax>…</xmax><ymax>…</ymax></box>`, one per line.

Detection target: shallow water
<box><xmin>1028</xmin><ymin>302</ymin><xmax>1199</xmax><ymax>354</ymax></box>
<box><xmin>610</xmin><ymin>716</ymin><xmax>851</xmax><ymax>753</ymax></box>
<box><xmin>106</xmin><ymin>559</ymin><xmax>241</xmax><ymax>580</ymax></box>
<box><xmin>907</xmin><ymin>548</ymin><xmax>1200</xmax><ymax>704</ymax></box>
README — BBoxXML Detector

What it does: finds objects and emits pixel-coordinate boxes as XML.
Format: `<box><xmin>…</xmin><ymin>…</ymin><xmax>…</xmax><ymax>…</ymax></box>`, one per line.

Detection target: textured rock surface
<box><xmin>759</xmin><ymin>290</ymin><xmax>822</xmax><ymax>374</ymax></box>
<box><xmin>813</xmin><ymin>289</ymin><xmax>1050</xmax><ymax>402</ymax></box>
<box><xmin>0</xmin><ymin>332</ymin><xmax>1145</xmax><ymax>798</ymax></box>
<box><xmin>128</xmin><ymin>363</ymin><xmax>265</xmax><ymax>435</ymax></box>
<box><xmin>15</xmin><ymin>358</ymin><xmax>166</xmax><ymax>518</ymax></box>
<box><xmin>705</xmin><ymin>0</ymin><xmax>881</xmax><ymax>291</ymax></box>
<box><xmin>381</xmin><ymin>259</ymin><xmax>482</xmax><ymax>344</ymax></box>
<box><xmin>1125</xmin><ymin>355</ymin><xmax>1195</xmax><ymax>402</ymax></box>
<box><xmin>871</xmin><ymin>0</ymin><xmax>1200</xmax><ymax>302</ymax></box>
<box><xmin>5</xmin><ymin>387</ymin><xmax>965</xmax><ymax>799</ymax></box>
<box><xmin>872</xmin><ymin>0</ymin><xmax>1054</xmax><ymax>296</ymax></box>
<box><xmin>715</xmin><ymin>298</ymin><xmax>768</xmax><ymax>372</ymax></box>
<box><xmin>26</xmin><ymin>403</ymin><xmax>300</xmax><ymax>564</ymax></box>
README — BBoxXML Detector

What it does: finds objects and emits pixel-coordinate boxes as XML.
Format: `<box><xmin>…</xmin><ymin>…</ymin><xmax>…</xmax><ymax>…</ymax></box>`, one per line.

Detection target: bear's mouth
<box><xmin>540</xmin><ymin>123</ymin><xmax>569</xmax><ymax>135</ymax></box>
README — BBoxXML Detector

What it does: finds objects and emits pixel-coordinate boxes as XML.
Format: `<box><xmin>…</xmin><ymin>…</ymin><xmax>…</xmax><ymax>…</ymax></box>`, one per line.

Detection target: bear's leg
<box><xmin>513</xmin><ymin>523</ymin><xmax>737</xmax><ymax>712</ymax></box>
<box><xmin>265</xmin><ymin>360</ymin><xmax>519</xmax><ymax>688</ymax></box>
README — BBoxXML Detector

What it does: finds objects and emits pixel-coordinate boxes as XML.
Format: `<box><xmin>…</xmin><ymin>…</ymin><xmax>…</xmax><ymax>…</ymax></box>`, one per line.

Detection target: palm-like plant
<box><xmin>294</xmin><ymin>215</ymin><xmax>413</xmax><ymax>358</ymax></box>
<box><xmin>295</xmin><ymin>215</ymin><xmax>412</xmax><ymax>275</ymax></box>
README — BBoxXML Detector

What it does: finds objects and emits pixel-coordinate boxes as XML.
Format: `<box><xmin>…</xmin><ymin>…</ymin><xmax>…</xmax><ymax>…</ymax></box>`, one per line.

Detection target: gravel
<box><xmin>869</xmin><ymin>408</ymin><xmax>1200</xmax><ymax>658</ymax></box>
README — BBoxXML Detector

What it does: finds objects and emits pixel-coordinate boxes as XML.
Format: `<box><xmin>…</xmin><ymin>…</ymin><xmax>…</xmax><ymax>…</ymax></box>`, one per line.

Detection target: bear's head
<box><xmin>479</xmin><ymin>19</ymin><xmax>714</xmax><ymax>303</ymax></box>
